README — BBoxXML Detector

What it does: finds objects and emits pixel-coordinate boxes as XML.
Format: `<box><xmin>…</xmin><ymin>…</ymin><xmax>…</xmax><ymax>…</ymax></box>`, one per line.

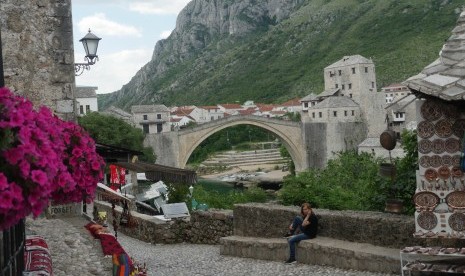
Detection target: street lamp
<box><xmin>75</xmin><ymin>29</ymin><xmax>101</xmax><ymax>76</ymax></box>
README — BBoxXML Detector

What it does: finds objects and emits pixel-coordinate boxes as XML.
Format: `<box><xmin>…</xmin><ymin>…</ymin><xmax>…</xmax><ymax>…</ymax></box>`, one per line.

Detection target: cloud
<box><xmin>78</xmin><ymin>13</ymin><xmax>142</xmax><ymax>37</ymax></box>
<box><xmin>159</xmin><ymin>30</ymin><xmax>172</xmax><ymax>39</ymax></box>
<box><xmin>129</xmin><ymin>0</ymin><xmax>191</xmax><ymax>15</ymax></box>
<box><xmin>75</xmin><ymin>48</ymin><xmax>152</xmax><ymax>94</ymax></box>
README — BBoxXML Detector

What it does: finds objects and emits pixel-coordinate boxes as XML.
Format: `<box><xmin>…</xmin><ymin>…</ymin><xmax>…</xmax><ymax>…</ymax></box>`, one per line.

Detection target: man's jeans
<box><xmin>288</xmin><ymin>216</ymin><xmax>309</xmax><ymax>259</ymax></box>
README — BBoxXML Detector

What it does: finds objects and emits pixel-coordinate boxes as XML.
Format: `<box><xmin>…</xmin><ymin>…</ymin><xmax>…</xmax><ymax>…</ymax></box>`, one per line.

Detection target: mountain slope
<box><xmin>99</xmin><ymin>0</ymin><xmax>464</xmax><ymax>111</ymax></box>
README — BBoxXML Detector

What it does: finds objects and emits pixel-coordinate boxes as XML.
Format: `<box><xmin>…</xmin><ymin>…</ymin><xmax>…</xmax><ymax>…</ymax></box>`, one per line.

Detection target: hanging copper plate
<box><xmin>420</xmin><ymin>100</ymin><xmax>442</xmax><ymax>121</ymax></box>
<box><xmin>432</xmin><ymin>139</ymin><xmax>445</xmax><ymax>154</ymax></box>
<box><xmin>418</xmin><ymin>139</ymin><xmax>433</xmax><ymax>154</ymax></box>
<box><xmin>446</xmin><ymin>191</ymin><xmax>465</xmax><ymax>209</ymax></box>
<box><xmin>429</xmin><ymin>155</ymin><xmax>442</xmax><ymax>168</ymax></box>
<box><xmin>424</xmin><ymin>169</ymin><xmax>438</xmax><ymax>181</ymax></box>
<box><xmin>453</xmin><ymin>155</ymin><xmax>461</xmax><ymax>166</ymax></box>
<box><xmin>413</xmin><ymin>191</ymin><xmax>440</xmax><ymax>209</ymax></box>
<box><xmin>418</xmin><ymin>121</ymin><xmax>435</xmax><ymax>139</ymax></box>
<box><xmin>419</xmin><ymin>156</ymin><xmax>430</xmax><ymax>168</ymax></box>
<box><xmin>442</xmin><ymin>155</ymin><xmax>453</xmax><ymax>167</ymax></box>
<box><xmin>449</xmin><ymin>213</ymin><xmax>465</xmax><ymax>231</ymax></box>
<box><xmin>452</xmin><ymin>166</ymin><xmax>464</xmax><ymax>177</ymax></box>
<box><xmin>417</xmin><ymin>211</ymin><xmax>438</xmax><ymax>230</ymax></box>
<box><xmin>452</xmin><ymin>119</ymin><xmax>465</xmax><ymax>138</ymax></box>
<box><xmin>445</xmin><ymin>138</ymin><xmax>460</xmax><ymax>153</ymax></box>
<box><xmin>435</xmin><ymin>119</ymin><xmax>453</xmax><ymax>138</ymax></box>
<box><xmin>438</xmin><ymin>166</ymin><xmax>450</xmax><ymax>180</ymax></box>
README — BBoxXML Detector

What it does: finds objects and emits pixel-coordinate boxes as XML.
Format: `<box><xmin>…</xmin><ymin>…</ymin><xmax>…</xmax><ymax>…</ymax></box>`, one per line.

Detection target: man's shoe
<box><xmin>284</xmin><ymin>258</ymin><xmax>296</xmax><ymax>264</ymax></box>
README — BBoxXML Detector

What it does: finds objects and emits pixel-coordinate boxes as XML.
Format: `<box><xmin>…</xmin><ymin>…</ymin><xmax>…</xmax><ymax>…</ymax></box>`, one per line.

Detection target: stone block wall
<box><xmin>1</xmin><ymin>0</ymin><xmax>76</xmax><ymax>121</ymax></box>
<box><xmin>94</xmin><ymin>201</ymin><xmax>233</xmax><ymax>244</ymax></box>
<box><xmin>94</xmin><ymin>201</ymin><xmax>465</xmax><ymax>248</ymax></box>
<box><xmin>233</xmin><ymin>203</ymin><xmax>465</xmax><ymax>248</ymax></box>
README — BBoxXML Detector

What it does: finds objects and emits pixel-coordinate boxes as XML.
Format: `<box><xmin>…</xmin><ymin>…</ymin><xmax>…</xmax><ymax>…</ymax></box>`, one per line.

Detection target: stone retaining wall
<box><xmin>94</xmin><ymin>201</ymin><xmax>233</xmax><ymax>244</ymax></box>
<box><xmin>94</xmin><ymin>201</ymin><xmax>464</xmax><ymax>248</ymax></box>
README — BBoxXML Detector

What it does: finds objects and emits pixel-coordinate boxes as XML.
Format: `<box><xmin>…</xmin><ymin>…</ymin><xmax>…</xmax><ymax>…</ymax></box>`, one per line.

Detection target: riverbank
<box><xmin>199</xmin><ymin>164</ymin><xmax>290</xmax><ymax>184</ymax></box>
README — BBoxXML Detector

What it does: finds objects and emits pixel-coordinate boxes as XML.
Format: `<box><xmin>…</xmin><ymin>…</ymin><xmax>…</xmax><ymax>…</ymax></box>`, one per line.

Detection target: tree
<box><xmin>78</xmin><ymin>112</ymin><xmax>156</xmax><ymax>163</ymax></box>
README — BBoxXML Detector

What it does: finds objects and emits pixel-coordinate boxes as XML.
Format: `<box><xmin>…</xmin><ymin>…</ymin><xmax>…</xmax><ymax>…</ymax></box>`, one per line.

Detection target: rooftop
<box><xmin>131</xmin><ymin>105</ymin><xmax>169</xmax><ymax>113</ymax></box>
<box><xmin>325</xmin><ymin>55</ymin><xmax>373</xmax><ymax>70</ymax></box>
<box><xmin>311</xmin><ymin>96</ymin><xmax>359</xmax><ymax>109</ymax></box>
<box><xmin>404</xmin><ymin>11</ymin><xmax>465</xmax><ymax>101</ymax></box>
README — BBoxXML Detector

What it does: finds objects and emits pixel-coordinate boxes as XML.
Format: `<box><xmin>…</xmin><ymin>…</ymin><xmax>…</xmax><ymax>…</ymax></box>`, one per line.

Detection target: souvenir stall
<box><xmin>400</xmin><ymin>11</ymin><xmax>465</xmax><ymax>275</ymax></box>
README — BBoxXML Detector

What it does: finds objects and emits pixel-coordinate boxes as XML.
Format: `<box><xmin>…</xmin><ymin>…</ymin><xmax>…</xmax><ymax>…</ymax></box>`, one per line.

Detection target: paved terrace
<box><xmin>25</xmin><ymin>215</ymin><xmax>396</xmax><ymax>276</ymax></box>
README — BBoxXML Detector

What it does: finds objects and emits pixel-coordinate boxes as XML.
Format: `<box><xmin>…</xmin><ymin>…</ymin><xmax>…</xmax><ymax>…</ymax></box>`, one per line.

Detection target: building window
<box><xmin>349</xmin><ymin>94</ymin><xmax>352</xmax><ymax>98</ymax></box>
<box><xmin>86</xmin><ymin>105</ymin><xmax>90</xmax><ymax>113</ymax></box>
<box><xmin>211</xmin><ymin>116</ymin><xmax>214</xmax><ymax>120</ymax></box>
<box><xmin>312</xmin><ymin>112</ymin><xmax>315</xmax><ymax>118</ymax></box>
<box><xmin>333</xmin><ymin>111</ymin><xmax>337</xmax><ymax>117</ymax></box>
<box><xmin>342</xmin><ymin>84</ymin><xmax>345</xmax><ymax>90</ymax></box>
<box><xmin>156</xmin><ymin>123</ymin><xmax>163</xmax><ymax>133</ymax></box>
<box><xmin>304</xmin><ymin>102</ymin><xmax>308</xmax><ymax>108</ymax></box>
<box><xmin>365</xmin><ymin>67</ymin><xmax>368</xmax><ymax>73</ymax></box>
<box><xmin>351</xmin><ymin>110</ymin><xmax>355</xmax><ymax>116</ymax></box>
<box><xmin>79</xmin><ymin>105</ymin><xmax>84</xmax><ymax>114</ymax></box>
<box><xmin>143</xmin><ymin>115</ymin><xmax>148</xmax><ymax>120</ymax></box>
<box><xmin>319</xmin><ymin>112</ymin><xmax>322</xmax><ymax>118</ymax></box>
<box><xmin>338</xmin><ymin>70</ymin><xmax>342</xmax><ymax>76</ymax></box>
<box><xmin>157</xmin><ymin>114</ymin><xmax>162</xmax><ymax>119</ymax></box>
<box><xmin>335</xmin><ymin>84</ymin><xmax>339</xmax><ymax>88</ymax></box>
<box><xmin>143</xmin><ymin>124</ymin><xmax>149</xmax><ymax>134</ymax></box>
<box><xmin>344</xmin><ymin>110</ymin><xmax>348</xmax><ymax>116</ymax></box>
<box><xmin>372</xmin><ymin>82</ymin><xmax>375</xmax><ymax>88</ymax></box>
<box><xmin>348</xmin><ymin>83</ymin><xmax>352</xmax><ymax>89</ymax></box>
<box><xmin>352</xmin><ymin>67</ymin><xmax>355</xmax><ymax>74</ymax></box>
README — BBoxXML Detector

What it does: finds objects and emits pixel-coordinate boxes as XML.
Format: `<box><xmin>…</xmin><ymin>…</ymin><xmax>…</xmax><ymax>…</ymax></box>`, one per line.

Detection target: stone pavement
<box><xmin>26</xmin><ymin>215</ymin><xmax>398</xmax><ymax>276</ymax></box>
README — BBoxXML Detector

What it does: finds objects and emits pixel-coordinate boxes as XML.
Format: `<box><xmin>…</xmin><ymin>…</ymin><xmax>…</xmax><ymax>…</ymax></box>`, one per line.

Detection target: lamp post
<box><xmin>189</xmin><ymin>185</ymin><xmax>194</xmax><ymax>197</ymax></box>
<box><xmin>75</xmin><ymin>29</ymin><xmax>101</xmax><ymax>76</ymax></box>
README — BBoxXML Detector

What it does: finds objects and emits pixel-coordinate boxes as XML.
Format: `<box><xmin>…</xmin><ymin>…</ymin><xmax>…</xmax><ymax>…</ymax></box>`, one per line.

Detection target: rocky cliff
<box><xmin>101</xmin><ymin>0</ymin><xmax>305</xmax><ymax>110</ymax></box>
<box><xmin>99</xmin><ymin>0</ymin><xmax>463</xmax><ymax>111</ymax></box>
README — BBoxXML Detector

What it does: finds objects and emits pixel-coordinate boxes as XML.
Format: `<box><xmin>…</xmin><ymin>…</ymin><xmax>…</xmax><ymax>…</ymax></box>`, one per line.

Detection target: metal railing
<box><xmin>0</xmin><ymin>219</ymin><xmax>25</xmax><ymax>276</ymax></box>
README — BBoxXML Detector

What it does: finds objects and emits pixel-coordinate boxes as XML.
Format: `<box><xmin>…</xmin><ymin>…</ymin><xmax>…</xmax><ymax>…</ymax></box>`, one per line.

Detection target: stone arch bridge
<box><xmin>145</xmin><ymin>115</ymin><xmax>366</xmax><ymax>172</ymax></box>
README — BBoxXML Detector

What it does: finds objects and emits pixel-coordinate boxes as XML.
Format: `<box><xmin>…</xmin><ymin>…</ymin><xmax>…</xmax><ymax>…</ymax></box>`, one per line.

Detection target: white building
<box><xmin>199</xmin><ymin>106</ymin><xmax>225</xmax><ymax>121</ymax></box>
<box><xmin>382</xmin><ymin>83</ymin><xmax>411</xmax><ymax>104</ymax></box>
<box><xmin>75</xmin><ymin>86</ymin><xmax>98</xmax><ymax>116</ymax></box>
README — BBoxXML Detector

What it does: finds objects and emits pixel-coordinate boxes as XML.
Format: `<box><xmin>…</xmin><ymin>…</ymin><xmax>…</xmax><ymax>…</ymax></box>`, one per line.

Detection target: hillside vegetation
<box><xmin>99</xmin><ymin>0</ymin><xmax>463</xmax><ymax>110</ymax></box>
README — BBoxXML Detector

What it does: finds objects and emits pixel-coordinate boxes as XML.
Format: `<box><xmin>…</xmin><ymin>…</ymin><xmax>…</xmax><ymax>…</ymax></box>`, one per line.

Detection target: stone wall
<box><xmin>1</xmin><ymin>0</ymin><xmax>76</xmax><ymax>121</ymax></box>
<box><xmin>94</xmin><ymin>201</ymin><xmax>465</xmax><ymax>248</ymax></box>
<box><xmin>94</xmin><ymin>201</ymin><xmax>233</xmax><ymax>244</ymax></box>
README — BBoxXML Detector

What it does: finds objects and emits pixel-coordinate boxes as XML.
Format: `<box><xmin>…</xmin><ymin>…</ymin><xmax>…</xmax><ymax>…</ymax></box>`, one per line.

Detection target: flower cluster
<box><xmin>0</xmin><ymin>87</ymin><xmax>105</xmax><ymax>230</ymax></box>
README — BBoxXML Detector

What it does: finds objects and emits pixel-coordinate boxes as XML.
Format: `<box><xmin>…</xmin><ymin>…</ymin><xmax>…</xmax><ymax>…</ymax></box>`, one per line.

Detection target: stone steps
<box><xmin>202</xmin><ymin>149</ymin><xmax>288</xmax><ymax>167</ymax></box>
<box><xmin>220</xmin><ymin>236</ymin><xmax>400</xmax><ymax>274</ymax></box>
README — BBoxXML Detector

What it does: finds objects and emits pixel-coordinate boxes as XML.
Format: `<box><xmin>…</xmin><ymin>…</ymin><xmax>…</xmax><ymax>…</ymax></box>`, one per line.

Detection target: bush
<box><xmin>191</xmin><ymin>186</ymin><xmax>267</xmax><ymax>209</ymax></box>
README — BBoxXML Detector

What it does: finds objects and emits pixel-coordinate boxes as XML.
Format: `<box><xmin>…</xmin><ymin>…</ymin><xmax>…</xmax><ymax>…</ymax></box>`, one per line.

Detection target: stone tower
<box><xmin>324</xmin><ymin>55</ymin><xmax>385</xmax><ymax>137</ymax></box>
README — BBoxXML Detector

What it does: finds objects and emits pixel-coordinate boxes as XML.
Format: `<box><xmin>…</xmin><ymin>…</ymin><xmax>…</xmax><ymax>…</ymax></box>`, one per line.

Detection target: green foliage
<box><xmin>191</xmin><ymin>185</ymin><xmax>268</xmax><ymax>209</ymax></box>
<box><xmin>188</xmin><ymin>125</ymin><xmax>274</xmax><ymax>164</ymax></box>
<box><xmin>99</xmin><ymin>0</ymin><xmax>463</xmax><ymax>110</ymax></box>
<box><xmin>166</xmin><ymin>182</ymin><xmax>190</xmax><ymax>204</ymax></box>
<box><xmin>279</xmin><ymin>150</ymin><xmax>384</xmax><ymax>211</ymax></box>
<box><xmin>77</xmin><ymin>112</ymin><xmax>156</xmax><ymax>163</ymax></box>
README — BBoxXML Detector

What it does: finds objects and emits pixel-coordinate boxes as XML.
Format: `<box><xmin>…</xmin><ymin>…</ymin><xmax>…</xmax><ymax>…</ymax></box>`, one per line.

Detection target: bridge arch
<box><xmin>175</xmin><ymin>115</ymin><xmax>307</xmax><ymax>172</ymax></box>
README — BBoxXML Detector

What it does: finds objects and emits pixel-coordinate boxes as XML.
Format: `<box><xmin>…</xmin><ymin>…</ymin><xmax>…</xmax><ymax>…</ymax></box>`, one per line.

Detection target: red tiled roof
<box><xmin>219</xmin><ymin>103</ymin><xmax>242</xmax><ymax>109</ymax></box>
<box><xmin>238</xmin><ymin>109</ymin><xmax>256</xmax><ymax>115</ymax></box>
<box><xmin>279</xmin><ymin>98</ymin><xmax>301</xmax><ymax>107</ymax></box>
<box><xmin>199</xmin><ymin>106</ymin><xmax>219</xmax><ymax>110</ymax></box>
<box><xmin>172</xmin><ymin>107</ymin><xmax>194</xmax><ymax>116</ymax></box>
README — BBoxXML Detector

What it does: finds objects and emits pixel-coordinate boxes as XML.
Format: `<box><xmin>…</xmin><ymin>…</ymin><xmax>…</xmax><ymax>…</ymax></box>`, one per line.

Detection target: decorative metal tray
<box><xmin>417</xmin><ymin>211</ymin><xmax>438</xmax><ymax>230</ymax></box>
<box><xmin>432</xmin><ymin>139</ymin><xmax>445</xmax><ymax>154</ymax></box>
<box><xmin>452</xmin><ymin>166</ymin><xmax>464</xmax><ymax>177</ymax></box>
<box><xmin>418</xmin><ymin>121</ymin><xmax>435</xmax><ymax>139</ymax></box>
<box><xmin>421</xmin><ymin>100</ymin><xmax>443</xmax><ymax>121</ymax></box>
<box><xmin>445</xmin><ymin>138</ymin><xmax>460</xmax><ymax>153</ymax></box>
<box><xmin>441</xmin><ymin>155</ymin><xmax>453</xmax><ymax>167</ymax></box>
<box><xmin>449</xmin><ymin>212</ymin><xmax>465</xmax><ymax>231</ymax></box>
<box><xmin>446</xmin><ymin>191</ymin><xmax>465</xmax><ymax>209</ymax></box>
<box><xmin>418</xmin><ymin>139</ymin><xmax>433</xmax><ymax>154</ymax></box>
<box><xmin>429</xmin><ymin>155</ymin><xmax>442</xmax><ymax>168</ymax></box>
<box><xmin>413</xmin><ymin>191</ymin><xmax>440</xmax><ymax>209</ymax></box>
<box><xmin>424</xmin><ymin>169</ymin><xmax>438</xmax><ymax>181</ymax></box>
<box><xmin>438</xmin><ymin>166</ymin><xmax>450</xmax><ymax>180</ymax></box>
<box><xmin>419</xmin><ymin>156</ymin><xmax>430</xmax><ymax>168</ymax></box>
<box><xmin>435</xmin><ymin>119</ymin><xmax>453</xmax><ymax>138</ymax></box>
